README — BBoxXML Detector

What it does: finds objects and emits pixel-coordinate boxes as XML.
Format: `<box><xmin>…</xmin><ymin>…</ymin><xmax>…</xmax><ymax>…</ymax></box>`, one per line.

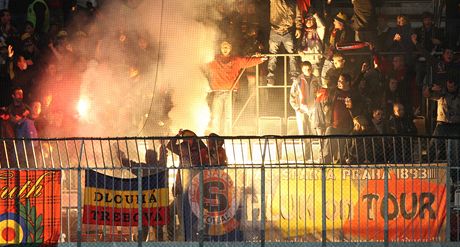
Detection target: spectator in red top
<box><xmin>204</xmin><ymin>40</ymin><xmax>266</xmax><ymax>135</ymax></box>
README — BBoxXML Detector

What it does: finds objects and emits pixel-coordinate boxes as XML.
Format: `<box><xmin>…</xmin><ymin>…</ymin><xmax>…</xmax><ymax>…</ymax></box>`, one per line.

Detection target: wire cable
<box><xmin>136</xmin><ymin>0</ymin><xmax>165</xmax><ymax>136</ymax></box>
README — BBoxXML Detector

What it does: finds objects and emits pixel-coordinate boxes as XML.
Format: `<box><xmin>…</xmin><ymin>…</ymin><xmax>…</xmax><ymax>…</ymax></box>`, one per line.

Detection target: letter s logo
<box><xmin>203</xmin><ymin>181</ymin><xmax>228</xmax><ymax>215</ymax></box>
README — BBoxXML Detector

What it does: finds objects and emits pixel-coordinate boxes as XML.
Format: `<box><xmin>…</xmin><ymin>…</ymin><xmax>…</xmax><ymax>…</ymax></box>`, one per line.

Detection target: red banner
<box><xmin>0</xmin><ymin>170</ymin><xmax>61</xmax><ymax>244</ymax></box>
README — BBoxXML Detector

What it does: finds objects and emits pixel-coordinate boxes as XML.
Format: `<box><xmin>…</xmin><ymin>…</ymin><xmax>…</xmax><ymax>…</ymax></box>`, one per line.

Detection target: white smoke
<box><xmin>69</xmin><ymin>0</ymin><xmax>240</xmax><ymax>137</ymax></box>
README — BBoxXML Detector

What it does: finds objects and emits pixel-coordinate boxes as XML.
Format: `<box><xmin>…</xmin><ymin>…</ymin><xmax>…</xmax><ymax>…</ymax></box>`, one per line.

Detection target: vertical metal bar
<box><xmin>256</xmin><ymin>64</ymin><xmax>260</xmax><ymax>135</ymax></box>
<box><xmin>446</xmin><ymin>162</ymin><xmax>451</xmax><ymax>241</ymax></box>
<box><xmin>48</xmin><ymin>140</ymin><xmax>55</xmax><ymax>168</ymax></box>
<box><xmin>22</xmin><ymin>139</ymin><xmax>30</xmax><ymax>168</ymax></box>
<box><xmin>64</xmin><ymin>140</ymin><xmax>71</xmax><ymax>242</ymax></box>
<box><xmin>138</xmin><ymin>153</ymin><xmax>143</xmax><ymax>246</ymax></box>
<box><xmin>31</xmin><ymin>139</ymin><xmax>38</xmax><ymax>168</ymax></box>
<box><xmin>384</xmin><ymin>166</ymin><xmax>389</xmax><ymax>246</ymax></box>
<box><xmin>284</xmin><ymin>56</ymin><xmax>288</xmax><ymax>134</ymax></box>
<box><xmin>99</xmin><ymin>140</ymin><xmax>107</xmax><ymax>239</ymax></box>
<box><xmin>12</xmin><ymin>139</ymin><xmax>19</xmax><ymax>167</ymax></box>
<box><xmin>321</xmin><ymin>166</ymin><xmax>326</xmax><ymax>245</ymax></box>
<box><xmin>2</xmin><ymin>140</ymin><xmax>10</xmax><ymax>168</ymax></box>
<box><xmin>199</xmin><ymin>164</ymin><xmax>204</xmax><ymax>246</ymax></box>
<box><xmin>260</xmin><ymin>138</ymin><xmax>268</xmax><ymax>247</ymax></box>
<box><xmin>77</xmin><ymin>141</ymin><xmax>85</xmax><ymax>247</ymax></box>
<box><xmin>285</xmin><ymin>140</ymin><xmax>290</xmax><ymax>241</ymax></box>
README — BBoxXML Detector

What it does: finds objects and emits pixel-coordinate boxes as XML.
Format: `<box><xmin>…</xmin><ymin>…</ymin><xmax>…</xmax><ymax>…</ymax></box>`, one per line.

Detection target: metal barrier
<box><xmin>0</xmin><ymin>135</ymin><xmax>459</xmax><ymax>246</ymax></box>
<box><xmin>234</xmin><ymin>51</ymin><xmax>455</xmax><ymax>136</ymax></box>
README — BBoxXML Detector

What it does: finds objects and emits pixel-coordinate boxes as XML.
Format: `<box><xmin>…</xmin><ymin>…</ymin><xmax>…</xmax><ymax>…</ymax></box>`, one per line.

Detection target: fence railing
<box><xmin>0</xmin><ymin>135</ymin><xmax>459</xmax><ymax>246</ymax></box>
<box><xmin>233</xmin><ymin>51</ymin><xmax>456</xmax><ymax>136</ymax></box>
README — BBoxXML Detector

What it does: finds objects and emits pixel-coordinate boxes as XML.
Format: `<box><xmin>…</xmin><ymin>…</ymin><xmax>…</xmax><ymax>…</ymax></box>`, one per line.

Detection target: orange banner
<box><xmin>343</xmin><ymin>170</ymin><xmax>446</xmax><ymax>241</ymax></box>
<box><xmin>270</xmin><ymin>165</ymin><xmax>447</xmax><ymax>241</ymax></box>
<box><xmin>0</xmin><ymin>170</ymin><xmax>61</xmax><ymax>244</ymax></box>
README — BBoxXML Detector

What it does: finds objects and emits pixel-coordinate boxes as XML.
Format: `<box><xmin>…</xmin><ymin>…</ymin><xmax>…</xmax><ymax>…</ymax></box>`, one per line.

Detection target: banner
<box><xmin>270</xmin><ymin>165</ymin><xmax>446</xmax><ymax>241</ymax></box>
<box><xmin>0</xmin><ymin>170</ymin><xmax>61</xmax><ymax>244</ymax></box>
<box><xmin>83</xmin><ymin>169</ymin><xmax>169</xmax><ymax>227</ymax></box>
<box><xmin>184</xmin><ymin>170</ymin><xmax>243</xmax><ymax>241</ymax></box>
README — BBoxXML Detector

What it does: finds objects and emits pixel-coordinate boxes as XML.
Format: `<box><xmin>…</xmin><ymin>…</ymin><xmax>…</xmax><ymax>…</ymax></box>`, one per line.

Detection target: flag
<box><xmin>0</xmin><ymin>170</ymin><xmax>61</xmax><ymax>244</ymax></box>
<box><xmin>83</xmin><ymin>169</ymin><xmax>169</xmax><ymax>227</ymax></box>
<box><xmin>297</xmin><ymin>0</ymin><xmax>311</xmax><ymax>14</ymax></box>
<box><xmin>183</xmin><ymin>169</ymin><xmax>243</xmax><ymax>241</ymax></box>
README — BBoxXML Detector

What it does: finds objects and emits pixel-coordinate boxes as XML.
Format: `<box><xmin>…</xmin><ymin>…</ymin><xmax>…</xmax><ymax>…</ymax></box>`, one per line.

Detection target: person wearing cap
<box><xmin>266</xmin><ymin>0</ymin><xmax>302</xmax><ymax>86</ymax></box>
<box><xmin>204</xmin><ymin>40</ymin><xmax>266</xmax><ymax>135</ymax></box>
<box><xmin>324</xmin><ymin>11</ymin><xmax>353</xmax><ymax>56</ymax></box>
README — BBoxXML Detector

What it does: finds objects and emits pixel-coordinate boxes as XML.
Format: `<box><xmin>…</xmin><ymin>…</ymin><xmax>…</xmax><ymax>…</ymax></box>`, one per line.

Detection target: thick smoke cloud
<box><xmin>50</xmin><ymin>0</ymin><xmax>238</xmax><ymax>137</ymax></box>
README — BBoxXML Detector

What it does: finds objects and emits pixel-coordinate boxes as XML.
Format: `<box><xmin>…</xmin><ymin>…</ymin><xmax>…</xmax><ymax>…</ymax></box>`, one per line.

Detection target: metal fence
<box><xmin>0</xmin><ymin>135</ymin><xmax>459</xmax><ymax>246</ymax></box>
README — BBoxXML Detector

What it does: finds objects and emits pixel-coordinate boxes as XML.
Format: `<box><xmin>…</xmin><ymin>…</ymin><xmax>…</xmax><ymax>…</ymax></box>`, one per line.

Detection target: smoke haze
<box><xmin>41</xmin><ymin>0</ymin><xmax>240</xmax><ymax>137</ymax></box>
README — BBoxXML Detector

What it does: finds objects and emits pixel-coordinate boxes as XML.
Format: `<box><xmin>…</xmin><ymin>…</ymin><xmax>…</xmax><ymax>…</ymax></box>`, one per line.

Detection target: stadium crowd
<box><xmin>0</xmin><ymin>1</ymin><xmax>459</xmax><ymax>241</ymax></box>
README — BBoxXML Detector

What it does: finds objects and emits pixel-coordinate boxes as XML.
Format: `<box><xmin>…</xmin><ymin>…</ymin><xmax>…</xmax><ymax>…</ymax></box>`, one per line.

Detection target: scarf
<box><xmin>300</xmin><ymin>76</ymin><xmax>310</xmax><ymax>105</ymax></box>
<box><xmin>304</xmin><ymin>27</ymin><xmax>322</xmax><ymax>50</ymax></box>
